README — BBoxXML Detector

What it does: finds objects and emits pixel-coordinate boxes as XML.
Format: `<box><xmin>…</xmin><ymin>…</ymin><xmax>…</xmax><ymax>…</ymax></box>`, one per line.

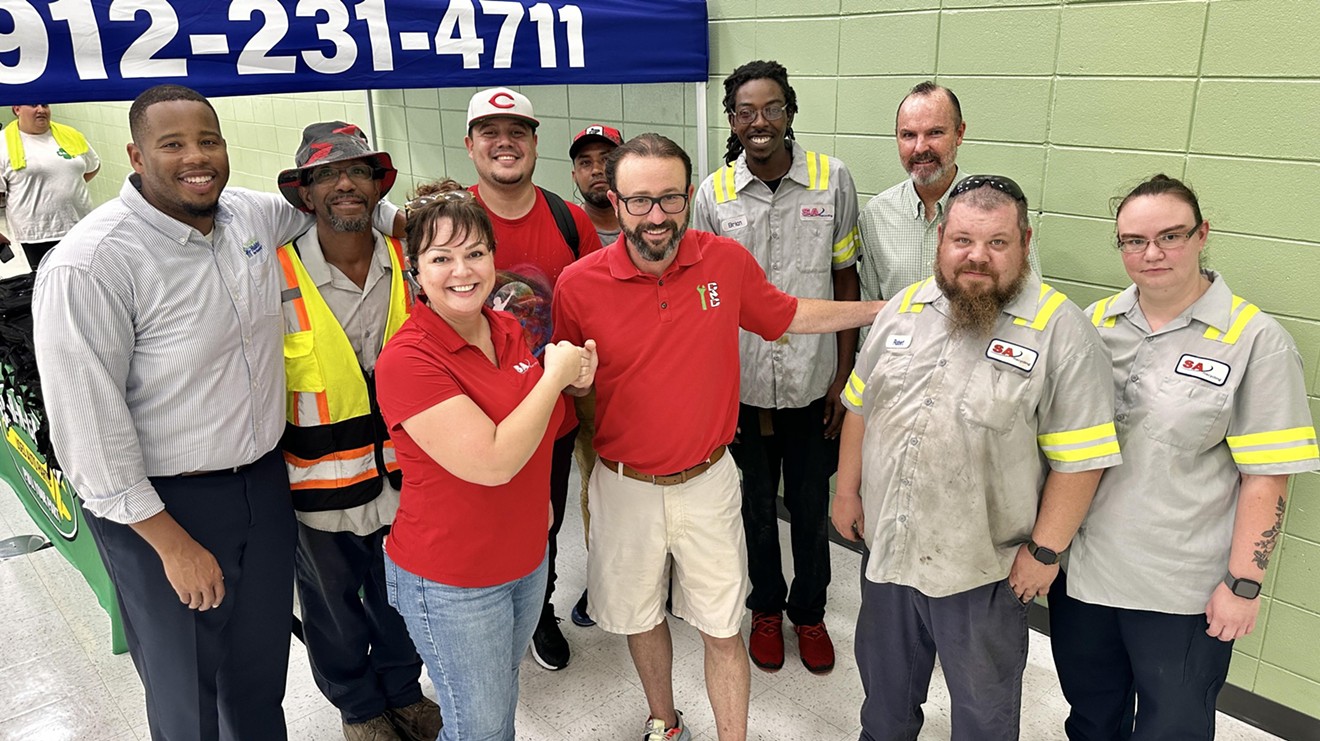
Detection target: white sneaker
<box><xmin>642</xmin><ymin>710</ymin><xmax>690</xmax><ymax>741</ymax></box>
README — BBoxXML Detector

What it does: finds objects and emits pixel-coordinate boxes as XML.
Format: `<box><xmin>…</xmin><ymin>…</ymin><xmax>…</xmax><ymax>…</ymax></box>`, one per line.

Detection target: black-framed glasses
<box><xmin>950</xmin><ymin>174</ymin><xmax>1027</xmax><ymax>204</ymax></box>
<box><xmin>305</xmin><ymin>163</ymin><xmax>383</xmax><ymax>186</ymax></box>
<box><xmin>617</xmin><ymin>193</ymin><xmax>689</xmax><ymax>216</ymax></box>
<box><xmin>1116</xmin><ymin>224</ymin><xmax>1202</xmax><ymax>254</ymax></box>
<box><xmin>732</xmin><ymin>105</ymin><xmax>787</xmax><ymax>125</ymax></box>
<box><xmin>404</xmin><ymin>189</ymin><xmax>474</xmax><ymax>214</ymax></box>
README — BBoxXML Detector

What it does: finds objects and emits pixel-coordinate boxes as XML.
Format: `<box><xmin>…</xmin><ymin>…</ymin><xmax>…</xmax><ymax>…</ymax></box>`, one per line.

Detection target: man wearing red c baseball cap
<box><xmin>462</xmin><ymin>87</ymin><xmax>605</xmax><ymax>673</ymax></box>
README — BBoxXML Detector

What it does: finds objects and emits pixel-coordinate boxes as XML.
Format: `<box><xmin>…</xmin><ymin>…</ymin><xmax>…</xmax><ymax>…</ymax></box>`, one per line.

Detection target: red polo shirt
<box><xmin>376</xmin><ymin>304</ymin><xmax>563</xmax><ymax>587</ymax></box>
<box><xmin>552</xmin><ymin>229</ymin><xmax>797</xmax><ymax>475</ymax></box>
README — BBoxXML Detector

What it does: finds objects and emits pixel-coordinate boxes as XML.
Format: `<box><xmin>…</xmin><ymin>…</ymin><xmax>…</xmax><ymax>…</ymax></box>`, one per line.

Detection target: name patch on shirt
<box><xmin>800</xmin><ymin>205</ymin><xmax>834</xmax><ymax>221</ymax></box>
<box><xmin>885</xmin><ymin>334</ymin><xmax>912</xmax><ymax>350</ymax></box>
<box><xmin>722</xmin><ymin>216</ymin><xmax>748</xmax><ymax>231</ymax></box>
<box><xmin>242</xmin><ymin>239</ymin><xmax>267</xmax><ymax>263</ymax></box>
<box><xmin>1175</xmin><ymin>354</ymin><xmax>1230</xmax><ymax>386</ymax></box>
<box><xmin>985</xmin><ymin>338</ymin><xmax>1038</xmax><ymax>372</ymax></box>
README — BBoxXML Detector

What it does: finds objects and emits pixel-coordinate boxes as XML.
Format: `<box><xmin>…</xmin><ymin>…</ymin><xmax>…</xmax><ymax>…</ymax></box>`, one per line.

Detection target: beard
<box><xmin>906</xmin><ymin>154</ymin><xmax>955</xmax><ymax>187</ymax></box>
<box><xmin>934</xmin><ymin>258</ymin><xmax>1029</xmax><ymax>338</ymax></box>
<box><xmin>581</xmin><ymin>188</ymin><xmax>610</xmax><ymax>209</ymax></box>
<box><xmin>181</xmin><ymin>201</ymin><xmax>219</xmax><ymax>219</ymax></box>
<box><xmin>624</xmin><ymin>218</ymin><xmax>687</xmax><ymax>263</ymax></box>
<box><xmin>328</xmin><ymin>213</ymin><xmax>370</xmax><ymax>232</ymax></box>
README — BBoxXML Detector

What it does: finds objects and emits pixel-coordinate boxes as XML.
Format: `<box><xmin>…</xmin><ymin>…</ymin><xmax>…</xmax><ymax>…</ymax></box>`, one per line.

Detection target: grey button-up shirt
<box><xmin>1069</xmin><ymin>272</ymin><xmax>1319</xmax><ymax>614</ymax></box>
<box><xmin>843</xmin><ymin>273</ymin><xmax>1121</xmax><ymax>597</ymax></box>
<box><xmin>692</xmin><ymin>141</ymin><xmax>860</xmax><ymax>408</ymax></box>
<box><xmin>33</xmin><ymin>176</ymin><xmax>398</xmax><ymax>524</ymax></box>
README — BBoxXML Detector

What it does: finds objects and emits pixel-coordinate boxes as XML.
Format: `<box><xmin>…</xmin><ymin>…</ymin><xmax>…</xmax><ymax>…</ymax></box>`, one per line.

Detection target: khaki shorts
<box><xmin>586</xmin><ymin>452</ymin><xmax>748</xmax><ymax>638</ymax></box>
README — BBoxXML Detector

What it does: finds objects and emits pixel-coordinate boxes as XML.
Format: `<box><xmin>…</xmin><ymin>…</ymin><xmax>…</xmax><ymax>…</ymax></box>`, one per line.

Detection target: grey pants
<box><xmin>855</xmin><ymin>575</ymin><xmax>1029</xmax><ymax>741</ymax></box>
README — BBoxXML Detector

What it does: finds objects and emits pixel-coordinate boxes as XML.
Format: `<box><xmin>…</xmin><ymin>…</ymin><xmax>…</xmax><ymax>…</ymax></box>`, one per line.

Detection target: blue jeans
<box><xmin>384</xmin><ymin>549</ymin><xmax>548</xmax><ymax>741</ymax></box>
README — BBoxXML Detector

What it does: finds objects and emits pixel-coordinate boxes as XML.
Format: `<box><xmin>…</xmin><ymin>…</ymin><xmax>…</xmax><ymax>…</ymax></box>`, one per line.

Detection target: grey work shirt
<box><xmin>692</xmin><ymin>141</ymin><xmax>860</xmax><ymax>409</ymax></box>
<box><xmin>858</xmin><ymin>173</ymin><xmax>1043</xmax><ymax>299</ymax></box>
<box><xmin>1069</xmin><ymin>272</ymin><xmax>1319</xmax><ymax>614</ymax></box>
<box><xmin>32</xmin><ymin>175</ymin><xmax>399</xmax><ymax>524</ymax></box>
<box><xmin>286</xmin><ymin>228</ymin><xmax>401</xmax><ymax>536</ymax></box>
<box><xmin>595</xmin><ymin>226</ymin><xmax>620</xmax><ymax>248</ymax></box>
<box><xmin>843</xmin><ymin>272</ymin><xmax>1121</xmax><ymax>597</ymax></box>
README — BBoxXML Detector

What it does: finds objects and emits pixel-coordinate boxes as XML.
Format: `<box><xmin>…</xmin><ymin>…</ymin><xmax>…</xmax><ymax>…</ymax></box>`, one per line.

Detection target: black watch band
<box><xmin>1223</xmin><ymin>572</ymin><xmax>1262</xmax><ymax>600</ymax></box>
<box><xmin>1027</xmin><ymin>540</ymin><xmax>1062</xmax><ymax>565</ymax></box>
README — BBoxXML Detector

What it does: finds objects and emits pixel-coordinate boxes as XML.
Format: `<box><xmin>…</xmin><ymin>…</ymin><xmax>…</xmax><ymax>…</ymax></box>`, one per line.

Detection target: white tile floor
<box><xmin>0</xmin><ymin>470</ymin><xmax>1284</xmax><ymax>741</ymax></box>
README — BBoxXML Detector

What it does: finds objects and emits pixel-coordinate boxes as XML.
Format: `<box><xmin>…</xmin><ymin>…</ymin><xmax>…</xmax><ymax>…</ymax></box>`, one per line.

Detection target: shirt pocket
<box><xmin>1143</xmin><ymin>377</ymin><xmax>1229</xmax><ymax>451</ymax></box>
<box><xmin>960</xmin><ymin>360</ymin><xmax>1033</xmax><ymax>433</ymax></box>
<box><xmin>284</xmin><ymin>330</ymin><xmax>326</xmax><ymax>393</ymax></box>
<box><xmin>795</xmin><ymin>206</ymin><xmax>835</xmax><ymax>274</ymax></box>
<box><xmin>866</xmin><ymin>348</ymin><xmax>915</xmax><ymax>411</ymax></box>
<box><xmin>248</xmin><ymin>251</ymin><xmax>282</xmax><ymax>316</ymax></box>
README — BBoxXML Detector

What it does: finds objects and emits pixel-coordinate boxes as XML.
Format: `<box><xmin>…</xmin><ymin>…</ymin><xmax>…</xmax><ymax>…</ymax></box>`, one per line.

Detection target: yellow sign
<box><xmin>6</xmin><ymin>425</ymin><xmax>72</xmax><ymax>523</ymax></box>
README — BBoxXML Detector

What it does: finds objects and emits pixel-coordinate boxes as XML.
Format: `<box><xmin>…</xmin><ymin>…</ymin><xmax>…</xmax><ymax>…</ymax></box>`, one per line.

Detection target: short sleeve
<box><xmin>1225</xmin><ymin>327</ymin><xmax>1320</xmax><ymax>474</ymax></box>
<box><xmin>376</xmin><ymin>337</ymin><xmax>463</xmax><ymax>434</ymax></box>
<box><xmin>843</xmin><ymin>313</ymin><xmax>889</xmax><ymax>413</ymax></box>
<box><xmin>831</xmin><ymin>160</ymin><xmax>860</xmax><ymax>270</ymax></box>
<box><xmin>1035</xmin><ymin>313</ymin><xmax>1122</xmax><ymax>473</ymax></box>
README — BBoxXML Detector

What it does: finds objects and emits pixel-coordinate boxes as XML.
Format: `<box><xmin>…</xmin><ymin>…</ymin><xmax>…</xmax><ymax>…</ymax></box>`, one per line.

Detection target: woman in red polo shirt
<box><xmin>376</xmin><ymin>179</ymin><xmax>595</xmax><ymax>741</ymax></box>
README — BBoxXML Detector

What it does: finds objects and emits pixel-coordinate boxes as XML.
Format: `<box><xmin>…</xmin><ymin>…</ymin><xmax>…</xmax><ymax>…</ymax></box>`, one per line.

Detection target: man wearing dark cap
<box><xmin>274</xmin><ymin>122</ymin><xmax>442</xmax><ymax>741</ymax></box>
<box><xmin>564</xmin><ymin>122</ymin><xmax>622</xmax><ymax>629</ymax></box>
<box><xmin>463</xmin><ymin>86</ymin><xmax>604</xmax><ymax>670</ymax></box>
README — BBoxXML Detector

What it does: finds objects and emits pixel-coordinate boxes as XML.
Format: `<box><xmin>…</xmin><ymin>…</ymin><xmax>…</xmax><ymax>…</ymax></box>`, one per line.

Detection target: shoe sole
<box><xmin>530</xmin><ymin>644</ymin><xmax>568</xmax><ymax>671</ymax></box>
<box><xmin>570</xmin><ymin>613</ymin><xmax>596</xmax><ymax>628</ymax></box>
<box><xmin>801</xmin><ymin>659</ymin><xmax>835</xmax><ymax>675</ymax></box>
<box><xmin>750</xmin><ymin>656</ymin><xmax>783</xmax><ymax>672</ymax></box>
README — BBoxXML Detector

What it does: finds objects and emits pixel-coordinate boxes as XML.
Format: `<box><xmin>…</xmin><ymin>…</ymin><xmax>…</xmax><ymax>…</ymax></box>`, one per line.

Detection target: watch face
<box><xmin>1230</xmin><ymin>579</ymin><xmax>1262</xmax><ymax>599</ymax></box>
<box><xmin>1031</xmin><ymin>545</ymin><xmax>1059</xmax><ymax>565</ymax></box>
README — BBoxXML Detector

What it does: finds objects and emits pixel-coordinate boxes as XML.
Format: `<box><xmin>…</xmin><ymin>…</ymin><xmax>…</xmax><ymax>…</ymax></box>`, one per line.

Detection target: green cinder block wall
<box><xmin>50</xmin><ymin>0</ymin><xmax>1320</xmax><ymax>721</ymax></box>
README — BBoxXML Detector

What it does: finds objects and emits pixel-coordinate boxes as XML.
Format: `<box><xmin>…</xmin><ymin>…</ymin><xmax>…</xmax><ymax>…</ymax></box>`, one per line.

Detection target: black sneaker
<box><xmin>571</xmin><ymin>589</ymin><xmax>595</xmax><ymax>627</ymax></box>
<box><xmin>531</xmin><ymin>604</ymin><xmax>570</xmax><ymax>670</ymax></box>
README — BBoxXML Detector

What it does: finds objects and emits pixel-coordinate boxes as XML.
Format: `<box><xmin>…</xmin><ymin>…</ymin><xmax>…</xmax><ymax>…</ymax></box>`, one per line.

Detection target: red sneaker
<box><xmin>795</xmin><ymin>621</ymin><xmax>835</xmax><ymax>674</ymax></box>
<box><xmin>749</xmin><ymin>610</ymin><xmax>784</xmax><ymax>671</ymax></box>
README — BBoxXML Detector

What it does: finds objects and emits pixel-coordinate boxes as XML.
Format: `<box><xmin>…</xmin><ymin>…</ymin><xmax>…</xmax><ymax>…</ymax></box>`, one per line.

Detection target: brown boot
<box><xmin>385</xmin><ymin>697</ymin><xmax>444</xmax><ymax>741</ymax></box>
<box><xmin>342</xmin><ymin>715</ymin><xmax>402</xmax><ymax>741</ymax></box>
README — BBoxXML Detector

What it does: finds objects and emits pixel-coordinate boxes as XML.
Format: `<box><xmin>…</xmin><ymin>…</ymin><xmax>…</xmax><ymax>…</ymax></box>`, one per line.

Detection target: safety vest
<box><xmin>276</xmin><ymin>236</ymin><xmax>411</xmax><ymax>512</ymax></box>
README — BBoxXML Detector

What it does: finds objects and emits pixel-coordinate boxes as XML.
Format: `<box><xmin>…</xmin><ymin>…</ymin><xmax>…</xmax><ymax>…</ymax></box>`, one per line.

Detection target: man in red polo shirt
<box><xmin>463</xmin><ymin>86</ymin><xmax>604</xmax><ymax>671</ymax></box>
<box><xmin>552</xmin><ymin>133</ymin><xmax>881</xmax><ymax>741</ymax></box>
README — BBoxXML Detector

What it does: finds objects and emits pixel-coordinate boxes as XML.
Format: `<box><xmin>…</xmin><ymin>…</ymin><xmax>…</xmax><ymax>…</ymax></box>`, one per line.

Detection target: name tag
<box><xmin>885</xmin><ymin>334</ymin><xmax>911</xmax><ymax>350</ymax></box>
<box><xmin>985</xmin><ymin>338</ymin><xmax>1038</xmax><ymax>372</ymax></box>
<box><xmin>800</xmin><ymin>204</ymin><xmax>834</xmax><ymax>221</ymax></box>
<box><xmin>722</xmin><ymin>216</ymin><xmax>747</xmax><ymax>231</ymax></box>
<box><xmin>1175</xmin><ymin>353</ymin><xmax>1230</xmax><ymax>386</ymax></box>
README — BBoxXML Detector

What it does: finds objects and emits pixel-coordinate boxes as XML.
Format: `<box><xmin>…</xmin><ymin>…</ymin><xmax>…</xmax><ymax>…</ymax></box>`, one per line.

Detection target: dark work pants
<box><xmin>294</xmin><ymin>523</ymin><xmax>424</xmax><ymax>723</ymax></box>
<box><xmin>730</xmin><ymin>399</ymin><xmax>835</xmax><ymax>625</ymax></box>
<box><xmin>545</xmin><ymin>425</ymin><xmax>577</xmax><ymax>607</ymax></box>
<box><xmin>84</xmin><ymin>448</ymin><xmax>297</xmax><ymax>741</ymax></box>
<box><xmin>19</xmin><ymin>240</ymin><xmax>59</xmax><ymax>269</ymax></box>
<box><xmin>855</xmin><ymin>568</ymin><xmax>1029</xmax><ymax>741</ymax></box>
<box><xmin>1049</xmin><ymin>570</ymin><xmax>1232</xmax><ymax>741</ymax></box>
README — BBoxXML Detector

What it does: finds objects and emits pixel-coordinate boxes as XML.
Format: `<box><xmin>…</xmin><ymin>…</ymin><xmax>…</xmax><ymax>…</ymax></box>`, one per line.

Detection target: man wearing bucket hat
<box><xmin>463</xmin><ymin>86</ymin><xmax>604</xmax><ymax>671</ymax></box>
<box><xmin>274</xmin><ymin>122</ymin><xmax>441</xmax><ymax>741</ymax></box>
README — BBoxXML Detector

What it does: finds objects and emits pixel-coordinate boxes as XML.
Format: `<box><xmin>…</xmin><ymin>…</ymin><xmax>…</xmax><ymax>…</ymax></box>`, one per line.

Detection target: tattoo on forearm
<box><xmin>1252</xmin><ymin>496</ymin><xmax>1286</xmax><ymax>572</ymax></box>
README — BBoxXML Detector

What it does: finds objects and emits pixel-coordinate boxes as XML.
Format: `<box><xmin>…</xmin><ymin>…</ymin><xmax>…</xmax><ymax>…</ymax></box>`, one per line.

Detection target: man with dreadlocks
<box><xmin>692</xmin><ymin>60</ymin><xmax>860</xmax><ymax>676</ymax></box>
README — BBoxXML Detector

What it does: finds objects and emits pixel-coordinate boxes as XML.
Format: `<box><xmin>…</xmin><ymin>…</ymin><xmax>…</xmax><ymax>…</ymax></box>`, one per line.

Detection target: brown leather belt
<box><xmin>599</xmin><ymin>445</ymin><xmax>726</xmax><ymax>487</ymax></box>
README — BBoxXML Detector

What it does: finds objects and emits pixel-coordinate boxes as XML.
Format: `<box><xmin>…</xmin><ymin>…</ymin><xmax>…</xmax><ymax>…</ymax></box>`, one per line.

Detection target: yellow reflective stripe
<box><xmin>1043</xmin><ymin>440</ymin><xmax>1122</xmax><ymax>462</ymax></box>
<box><xmin>818</xmin><ymin>152</ymin><xmax>831</xmax><ymax>191</ymax></box>
<box><xmin>1227</xmin><ymin>427</ymin><xmax>1317</xmax><ymax>448</ymax></box>
<box><xmin>1038</xmin><ymin>422</ymin><xmax>1118</xmax><ymax>447</ymax></box>
<box><xmin>1222</xmin><ymin>301</ymin><xmax>1259</xmax><ymax>345</ymax></box>
<box><xmin>1012</xmin><ymin>285</ymin><xmax>1068</xmax><ymax>331</ymax></box>
<box><xmin>897</xmin><ymin>278</ymin><xmax>930</xmax><ymax>314</ymax></box>
<box><xmin>1091</xmin><ymin>295</ymin><xmax>1119</xmax><ymax>329</ymax></box>
<box><xmin>1232</xmin><ymin>445</ymin><xmax>1320</xmax><ymax>465</ymax></box>
<box><xmin>833</xmin><ymin>227</ymin><xmax>859</xmax><ymax>264</ymax></box>
<box><xmin>713</xmin><ymin>166</ymin><xmax>730</xmax><ymax>204</ymax></box>
<box><xmin>807</xmin><ymin>151</ymin><xmax>819</xmax><ymax>191</ymax></box>
<box><xmin>725</xmin><ymin>164</ymin><xmax>739</xmax><ymax>202</ymax></box>
<box><xmin>843</xmin><ymin>369</ymin><xmax>866</xmax><ymax>407</ymax></box>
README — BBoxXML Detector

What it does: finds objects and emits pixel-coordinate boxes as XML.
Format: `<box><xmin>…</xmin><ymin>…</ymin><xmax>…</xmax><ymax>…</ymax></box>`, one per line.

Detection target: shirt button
<box><xmin>1116</xmin><ymin>413</ymin><xmax>1127</xmax><ymax>422</ymax></box>
<box><xmin>901</xmin><ymin>478</ymin><xmax>911</xmax><ymax>486</ymax></box>
<box><xmin>1145</xmin><ymin>336</ymin><xmax>1154</xmax><ymax>342</ymax></box>
<box><xmin>658</xmin><ymin>280</ymin><xmax>664</xmax><ymax>286</ymax></box>
<box><xmin>923</xmin><ymin>398</ymin><xmax>934</xmax><ymax>407</ymax></box>
<box><xmin>938</xmin><ymin>359</ymin><xmax>947</xmax><ymax>367</ymax></box>
<box><xmin>1129</xmin><ymin>375</ymin><xmax>1139</xmax><ymax>383</ymax></box>
<box><xmin>909</xmin><ymin>438</ymin><xmax>919</xmax><ymax>446</ymax></box>
<box><xmin>661</xmin><ymin>302</ymin><xmax>668</xmax><ymax>309</ymax></box>
<box><xmin>898</xmin><ymin>514</ymin><xmax>908</xmax><ymax>523</ymax></box>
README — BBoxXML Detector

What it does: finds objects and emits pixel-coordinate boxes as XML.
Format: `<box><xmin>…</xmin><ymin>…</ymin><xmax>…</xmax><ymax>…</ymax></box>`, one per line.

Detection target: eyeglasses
<box><xmin>1116</xmin><ymin>224</ymin><xmax>1201</xmax><ymax>254</ymax></box>
<box><xmin>951</xmin><ymin>174</ymin><xmax>1027</xmax><ymax>203</ymax></box>
<box><xmin>732</xmin><ymin>105</ymin><xmax>787</xmax><ymax>125</ymax></box>
<box><xmin>404</xmin><ymin>189</ymin><xmax>474</xmax><ymax>215</ymax></box>
<box><xmin>305</xmin><ymin>163</ymin><xmax>382</xmax><ymax>186</ymax></box>
<box><xmin>616</xmin><ymin>193</ymin><xmax>689</xmax><ymax>216</ymax></box>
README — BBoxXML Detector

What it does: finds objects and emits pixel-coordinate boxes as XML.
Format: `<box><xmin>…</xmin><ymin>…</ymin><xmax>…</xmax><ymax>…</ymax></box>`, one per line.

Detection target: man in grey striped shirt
<box><xmin>33</xmin><ymin>85</ymin><xmax>401</xmax><ymax>741</ymax></box>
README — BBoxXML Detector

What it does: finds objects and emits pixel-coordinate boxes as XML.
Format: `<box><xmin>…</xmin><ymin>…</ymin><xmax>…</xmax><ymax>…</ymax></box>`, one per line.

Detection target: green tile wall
<box><xmin>43</xmin><ymin>0</ymin><xmax>1320</xmax><ymax>722</ymax></box>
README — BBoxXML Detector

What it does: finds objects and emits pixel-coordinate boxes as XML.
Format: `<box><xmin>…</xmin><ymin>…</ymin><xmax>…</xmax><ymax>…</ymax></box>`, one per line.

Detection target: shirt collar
<box><xmin>606</xmin><ymin>230</ymin><xmax>703</xmax><ymax>281</ymax></box>
<box><xmin>731</xmin><ymin>140</ymin><xmax>807</xmax><ymax>192</ymax></box>
<box><xmin>294</xmin><ymin>228</ymin><xmax>391</xmax><ymax>289</ymax></box>
<box><xmin>121</xmin><ymin>174</ymin><xmax>223</xmax><ymax>246</ymax></box>
<box><xmin>411</xmin><ymin>302</ymin><xmax>507</xmax><ymax>354</ymax></box>
<box><xmin>1103</xmin><ymin>270</ymin><xmax>1233</xmax><ymax>332</ymax></box>
<box><xmin>900</xmin><ymin>169</ymin><xmax>959</xmax><ymax>223</ymax></box>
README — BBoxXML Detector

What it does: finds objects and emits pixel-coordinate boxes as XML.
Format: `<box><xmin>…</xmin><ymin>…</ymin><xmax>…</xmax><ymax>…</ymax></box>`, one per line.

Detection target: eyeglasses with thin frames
<box><xmin>305</xmin><ymin>163</ymin><xmax>381</xmax><ymax>186</ymax></box>
<box><xmin>732</xmin><ymin>105</ymin><xmax>787</xmax><ymax>125</ymax></box>
<box><xmin>1115</xmin><ymin>224</ymin><xmax>1202</xmax><ymax>254</ymax></box>
<box><xmin>616</xmin><ymin>193</ymin><xmax>689</xmax><ymax>216</ymax></box>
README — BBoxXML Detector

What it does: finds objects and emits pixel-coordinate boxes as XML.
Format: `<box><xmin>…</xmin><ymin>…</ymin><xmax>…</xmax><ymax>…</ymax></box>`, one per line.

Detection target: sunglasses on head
<box><xmin>950</xmin><ymin>174</ymin><xmax>1027</xmax><ymax>204</ymax></box>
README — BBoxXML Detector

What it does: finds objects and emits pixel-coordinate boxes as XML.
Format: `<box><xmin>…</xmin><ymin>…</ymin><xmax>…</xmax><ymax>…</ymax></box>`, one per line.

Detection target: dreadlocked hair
<box><xmin>721</xmin><ymin>60</ymin><xmax>798</xmax><ymax>165</ymax></box>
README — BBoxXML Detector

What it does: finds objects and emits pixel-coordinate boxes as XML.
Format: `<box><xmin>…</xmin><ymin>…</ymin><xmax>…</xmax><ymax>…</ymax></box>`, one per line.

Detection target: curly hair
<box><xmin>721</xmin><ymin>60</ymin><xmax>798</xmax><ymax>165</ymax></box>
<box><xmin>403</xmin><ymin>178</ymin><xmax>496</xmax><ymax>266</ymax></box>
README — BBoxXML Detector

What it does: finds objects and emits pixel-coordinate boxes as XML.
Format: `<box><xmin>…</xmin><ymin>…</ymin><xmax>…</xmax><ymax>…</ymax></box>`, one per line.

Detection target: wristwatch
<box><xmin>1026</xmin><ymin>540</ymin><xmax>1062</xmax><ymax>565</ymax></box>
<box><xmin>1223</xmin><ymin>572</ymin><xmax>1262</xmax><ymax>600</ymax></box>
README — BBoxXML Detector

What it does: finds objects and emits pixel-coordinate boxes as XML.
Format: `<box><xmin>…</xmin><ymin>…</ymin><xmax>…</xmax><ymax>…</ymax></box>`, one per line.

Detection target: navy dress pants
<box><xmin>84</xmin><ymin>448</ymin><xmax>297</xmax><ymax>741</ymax></box>
<box><xmin>294</xmin><ymin>523</ymin><xmax>424</xmax><ymax>723</ymax></box>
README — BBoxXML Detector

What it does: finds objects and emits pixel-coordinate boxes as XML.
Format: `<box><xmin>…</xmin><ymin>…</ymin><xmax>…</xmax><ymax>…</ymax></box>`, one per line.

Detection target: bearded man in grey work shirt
<box><xmin>32</xmin><ymin>85</ymin><xmax>402</xmax><ymax>741</ymax></box>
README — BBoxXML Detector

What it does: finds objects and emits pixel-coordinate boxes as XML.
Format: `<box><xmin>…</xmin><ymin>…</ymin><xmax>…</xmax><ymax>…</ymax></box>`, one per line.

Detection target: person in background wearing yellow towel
<box><xmin>1</xmin><ymin>104</ymin><xmax>100</xmax><ymax>268</ymax></box>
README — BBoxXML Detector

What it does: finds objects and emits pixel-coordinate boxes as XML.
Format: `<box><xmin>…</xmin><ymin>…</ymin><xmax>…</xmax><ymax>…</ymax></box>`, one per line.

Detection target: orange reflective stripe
<box><xmin>315</xmin><ymin>391</ymin><xmax>330</xmax><ymax>425</ymax></box>
<box><xmin>386</xmin><ymin>236</ymin><xmax>413</xmax><ymax>308</ymax></box>
<box><xmin>283</xmin><ymin>443</ymin><xmax>375</xmax><ymax>469</ymax></box>
<box><xmin>277</xmin><ymin>246</ymin><xmax>312</xmax><ymax>332</ymax></box>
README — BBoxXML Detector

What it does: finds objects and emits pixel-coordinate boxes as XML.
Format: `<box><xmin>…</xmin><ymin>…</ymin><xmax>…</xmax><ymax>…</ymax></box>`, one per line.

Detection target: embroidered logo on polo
<box><xmin>56</xmin><ymin>147</ymin><xmax>72</xmax><ymax>160</ymax></box>
<box><xmin>985</xmin><ymin>338</ymin><xmax>1038</xmax><ymax>372</ymax></box>
<box><xmin>722</xmin><ymin>216</ymin><xmax>747</xmax><ymax>231</ymax></box>
<box><xmin>513</xmin><ymin>359</ymin><xmax>535</xmax><ymax>374</ymax></box>
<box><xmin>885</xmin><ymin>334</ymin><xmax>912</xmax><ymax>350</ymax></box>
<box><xmin>800</xmin><ymin>205</ymin><xmax>834</xmax><ymax>221</ymax></box>
<box><xmin>242</xmin><ymin>239</ymin><xmax>265</xmax><ymax>259</ymax></box>
<box><xmin>696</xmin><ymin>282</ymin><xmax>721</xmax><ymax>311</ymax></box>
<box><xmin>1175</xmin><ymin>353</ymin><xmax>1229</xmax><ymax>386</ymax></box>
